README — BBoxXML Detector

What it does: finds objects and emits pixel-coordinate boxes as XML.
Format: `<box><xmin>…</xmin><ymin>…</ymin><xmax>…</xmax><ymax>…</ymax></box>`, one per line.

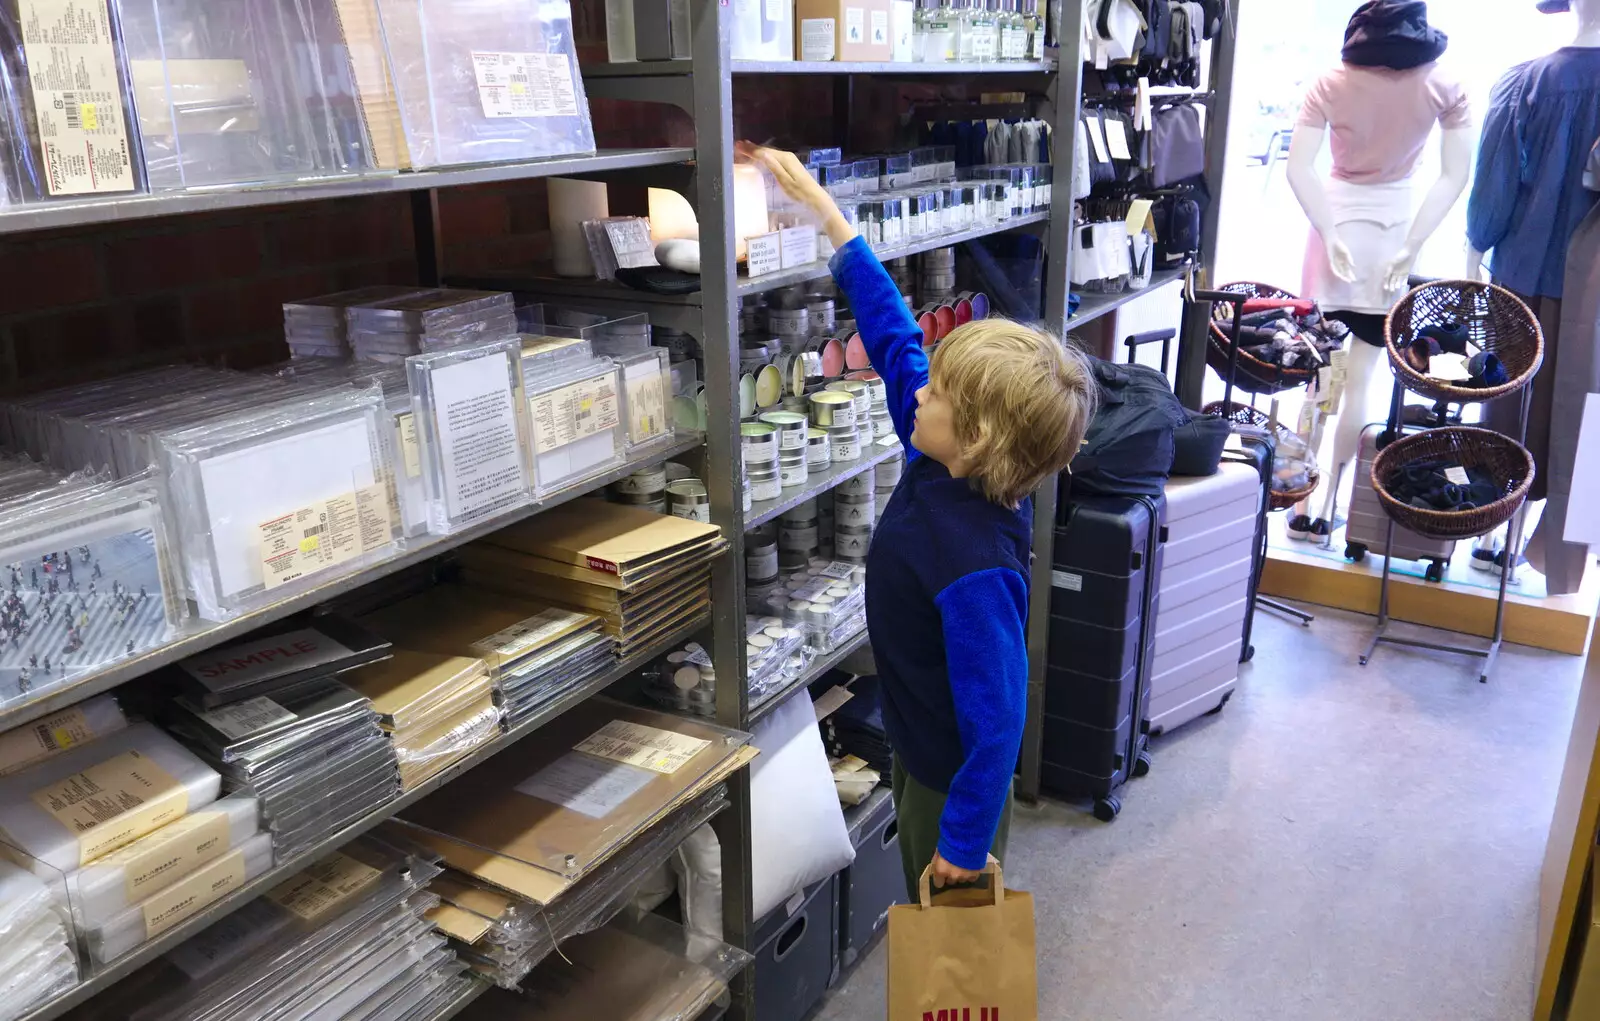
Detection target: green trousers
<box><xmin>890</xmin><ymin>759</ymin><xmax>1012</xmax><ymax>903</ymax></box>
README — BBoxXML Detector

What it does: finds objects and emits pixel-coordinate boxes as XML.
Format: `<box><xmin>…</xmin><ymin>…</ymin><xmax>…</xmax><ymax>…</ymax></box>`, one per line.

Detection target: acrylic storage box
<box><xmin>0</xmin><ymin>695</ymin><xmax>128</xmax><ymax>779</ymax></box>
<box><xmin>406</xmin><ymin>336</ymin><xmax>534</xmax><ymax>533</ymax></box>
<box><xmin>158</xmin><ymin>385</ymin><xmax>396</xmax><ymax>622</ymax></box>
<box><xmin>0</xmin><ymin>850</ymin><xmax>77</xmax><ymax>1012</ymax></box>
<box><xmin>521</xmin><ymin>335</ymin><xmax>625</xmax><ymax>497</ymax></box>
<box><xmin>382</xmin><ymin>390</ymin><xmax>429</xmax><ymax>538</ymax></box>
<box><xmin>0</xmin><ymin>0</ymin><xmax>146</xmax><ymax>204</ymax></box>
<box><xmin>0</xmin><ymin>473</ymin><xmax>183</xmax><ymax>711</ymax></box>
<box><xmin>614</xmin><ymin>347</ymin><xmax>673</xmax><ymax>453</ymax></box>
<box><xmin>372</xmin><ymin>0</ymin><xmax>597</xmax><ymax>169</ymax></box>
<box><xmin>729</xmin><ymin>0</ymin><xmax>793</xmax><ymax>60</ymax></box>
<box><xmin>0</xmin><ymin>721</ymin><xmax>222</xmax><ymax>876</ymax></box>
<box><xmin>546</xmin><ymin>308</ymin><xmax>652</xmax><ymax>358</ymax></box>
<box><xmin>116</xmin><ymin>0</ymin><xmax>376</xmax><ymax>190</ymax></box>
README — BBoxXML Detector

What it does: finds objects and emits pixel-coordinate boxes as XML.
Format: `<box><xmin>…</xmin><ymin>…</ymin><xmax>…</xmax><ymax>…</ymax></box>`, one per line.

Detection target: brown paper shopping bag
<box><xmin>886</xmin><ymin>857</ymin><xmax>1038</xmax><ymax>1021</ymax></box>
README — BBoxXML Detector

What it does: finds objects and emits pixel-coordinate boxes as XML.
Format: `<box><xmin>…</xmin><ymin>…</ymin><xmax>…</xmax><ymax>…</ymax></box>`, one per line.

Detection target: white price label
<box><xmin>779</xmin><ymin>225</ymin><xmax>819</xmax><ymax>268</ymax></box>
<box><xmin>845</xmin><ymin>6</ymin><xmax>865</xmax><ymax>42</ymax></box>
<box><xmin>746</xmin><ymin>232</ymin><xmax>783</xmax><ymax>278</ymax></box>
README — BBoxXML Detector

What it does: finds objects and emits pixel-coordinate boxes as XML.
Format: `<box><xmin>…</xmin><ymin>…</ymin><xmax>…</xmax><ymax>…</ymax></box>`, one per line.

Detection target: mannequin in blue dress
<box><xmin>1464</xmin><ymin>0</ymin><xmax>1600</xmax><ymax>594</ymax></box>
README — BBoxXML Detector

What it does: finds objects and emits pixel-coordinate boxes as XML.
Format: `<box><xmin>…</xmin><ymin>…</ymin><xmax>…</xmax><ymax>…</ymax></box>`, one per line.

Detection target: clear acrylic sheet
<box><xmin>371</xmin><ymin>0</ymin><xmax>596</xmax><ymax>169</ymax></box>
<box><xmin>0</xmin><ymin>847</ymin><xmax>78</xmax><ymax>1021</ymax></box>
<box><xmin>116</xmin><ymin>0</ymin><xmax>377</xmax><ymax>190</ymax></box>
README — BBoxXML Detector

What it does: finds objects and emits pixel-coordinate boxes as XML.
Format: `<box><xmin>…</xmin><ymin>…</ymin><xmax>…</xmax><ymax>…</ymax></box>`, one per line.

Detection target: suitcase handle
<box><xmin>1131</xmin><ymin>550</ymin><xmax>1143</xmax><ymax>571</ymax></box>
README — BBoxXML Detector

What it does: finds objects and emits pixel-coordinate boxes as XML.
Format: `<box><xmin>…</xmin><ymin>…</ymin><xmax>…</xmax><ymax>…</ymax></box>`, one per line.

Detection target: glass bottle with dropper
<box><xmin>1000</xmin><ymin>0</ymin><xmax>1024</xmax><ymax>60</ymax></box>
<box><xmin>967</xmin><ymin>0</ymin><xmax>997</xmax><ymax>61</ymax></box>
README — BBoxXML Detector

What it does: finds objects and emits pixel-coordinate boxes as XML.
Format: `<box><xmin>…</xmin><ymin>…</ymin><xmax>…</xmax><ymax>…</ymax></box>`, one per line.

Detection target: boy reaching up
<box><xmin>752</xmin><ymin>148</ymin><xmax>1098</xmax><ymax>896</ymax></box>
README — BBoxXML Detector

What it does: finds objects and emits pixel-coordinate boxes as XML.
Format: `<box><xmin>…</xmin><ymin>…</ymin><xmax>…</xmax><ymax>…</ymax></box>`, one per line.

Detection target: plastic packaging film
<box><xmin>115</xmin><ymin>0</ymin><xmax>375</xmax><ymax>190</ymax></box>
<box><xmin>0</xmin><ymin>857</ymin><xmax>77</xmax><ymax>1021</ymax></box>
<box><xmin>397</xmin><ymin>698</ymin><xmax>751</xmax><ymax>882</ymax></box>
<box><xmin>0</xmin><ymin>0</ymin><xmax>146</xmax><ymax>205</ymax></box>
<box><xmin>520</xmin><ymin>334</ymin><xmax>626</xmax><ymax>497</ymax></box>
<box><xmin>0</xmin><ymin>694</ymin><xmax>127</xmax><ymax>778</ymax></box>
<box><xmin>406</xmin><ymin>336</ymin><xmax>535</xmax><ymax>534</ymax></box>
<box><xmin>370</xmin><ymin>0</ymin><xmax>596</xmax><ymax>169</ymax></box>
<box><xmin>0</xmin><ymin>721</ymin><xmax>221</xmax><ymax>875</ymax></box>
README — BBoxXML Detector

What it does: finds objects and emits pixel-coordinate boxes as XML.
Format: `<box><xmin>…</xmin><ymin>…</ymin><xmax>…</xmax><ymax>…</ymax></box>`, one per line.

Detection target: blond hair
<box><xmin>929</xmin><ymin>319</ymin><xmax>1098</xmax><ymax>508</ymax></box>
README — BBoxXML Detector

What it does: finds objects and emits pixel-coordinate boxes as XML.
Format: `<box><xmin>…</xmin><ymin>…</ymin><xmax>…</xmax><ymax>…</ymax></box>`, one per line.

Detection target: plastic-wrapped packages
<box><xmin>0</xmin><ymin>695</ymin><xmax>128</xmax><ymax>778</ymax></box>
<box><xmin>83</xmin><ymin>829</ymin><xmax>274</xmax><ymax>966</ymax></box>
<box><xmin>0</xmin><ymin>721</ymin><xmax>221</xmax><ymax>875</ymax></box>
<box><xmin>521</xmin><ymin>335</ymin><xmax>625</xmax><ymax>497</ymax></box>
<box><xmin>344</xmin><ymin>649</ymin><xmax>502</xmax><ymax>791</ymax></box>
<box><xmin>68</xmin><ymin>793</ymin><xmax>259</xmax><ymax>929</ymax></box>
<box><xmin>0</xmin><ymin>856</ymin><xmax>77</xmax><ymax>1021</ymax></box>
<box><xmin>348</xmin><ymin>288</ymin><xmax>517</xmax><ymax>363</ymax></box>
<box><xmin>0</xmin><ymin>471</ymin><xmax>183</xmax><ymax>711</ymax></box>
<box><xmin>157</xmin><ymin>384</ymin><xmax>396</xmax><ymax>621</ymax></box>
<box><xmin>406</xmin><ymin>337</ymin><xmax>534</xmax><ymax>533</ymax></box>
<box><xmin>371</xmin><ymin>0</ymin><xmax>596</xmax><ymax>169</ymax></box>
<box><xmin>614</xmin><ymin>349</ymin><xmax>674</xmax><ymax>454</ymax></box>
<box><xmin>0</xmin><ymin>0</ymin><xmax>146</xmax><ymax>205</ymax></box>
<box><xmin>115</xmin><ymin>0</ymin><xmax>376</xmax><ymax>190</ymax></box>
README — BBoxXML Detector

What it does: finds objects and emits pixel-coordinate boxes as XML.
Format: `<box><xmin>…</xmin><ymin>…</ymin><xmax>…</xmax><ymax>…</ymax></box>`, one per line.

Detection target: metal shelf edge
<box><xmin>0</xmin><ymin>149</ymin><xmax>695</xmax><ymax>236</ymax></box>
<box><xmin>0</xmin><ymin>434</ymin><xmax>704</xmax><ymax>734</ymax></box>
<box><xmin>14</xmin><ymin>611</ymin><xmax>713</xmax><ymax>1021</ymax></box>
<box><xmin>1066</xmin><ymin>267</ymin><xmax>1188</xmax><ymax>328</ymax></box>
<box><xmin>744</xmin><ymin>444</ymin><xmax>902</xmax><ymax>530</ymax></box>
<box><xmin>426</xmin><ymin>978</ymin><xmax>493</xmax><ymax>1021</ymax></box>
<box><xmin>583</xmin><ymin>59</ymin><xmax>1056</xmax><ymax>76</ymax></box>
<box><xmin>736</xmin><ymin>211</ymin><xmax>1050</xmax><ymax>296</ymax></box>
<box><xmin>748</xmin><ymin>627</ymin><xmax>869</xmax><ymax>725</ymax></box>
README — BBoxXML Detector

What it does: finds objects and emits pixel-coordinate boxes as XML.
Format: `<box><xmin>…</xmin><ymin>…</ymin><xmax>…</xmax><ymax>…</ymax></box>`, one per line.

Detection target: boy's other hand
<box><xmin>929</xmin><ymin>850</ymin><xmax>981</xmax><ymax>888</ymax></box>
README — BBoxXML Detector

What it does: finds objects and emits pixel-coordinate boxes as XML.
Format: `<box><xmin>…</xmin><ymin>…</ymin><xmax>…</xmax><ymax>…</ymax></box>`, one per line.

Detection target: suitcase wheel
<box><xmin>1132</xmin><ymin>750</ymin><xmax>1152</xmax><ymax>779</ymax></box>
<box><xmin>1206</xmin><ymin>690</ymin><xmax>1234</xmax><ymax>716</ymax></box>
<box><xmin>1425</xmin><ymin>561</ymin><xmax>1445</xmax><ymax>583</ymax></box>
<box><xmin>1241</xmin><ymin>644</ymin><xmax>1255</xmax><ymax>663</ymax></box>
<box><xmin>1092</xmin><ymin>795</ymin><xmax>1122</xmax><ymax>823</ymax></box>
<box><xmin>1344</xmin><ymin>543</ymin><xmax>1367</xmax><ymax>563</ymax></box>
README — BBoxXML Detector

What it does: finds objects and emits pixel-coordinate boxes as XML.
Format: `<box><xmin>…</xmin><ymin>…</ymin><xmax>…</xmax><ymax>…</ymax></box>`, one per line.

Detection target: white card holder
<box><xmin>159</xmin><ymin>384</ymin><xmax>395</xmax><ymax>622</ymax></box>
<box><xmin>406</xmin><ymin>336</ymin><xmax>535</xmax><ymax>534</ymax></box>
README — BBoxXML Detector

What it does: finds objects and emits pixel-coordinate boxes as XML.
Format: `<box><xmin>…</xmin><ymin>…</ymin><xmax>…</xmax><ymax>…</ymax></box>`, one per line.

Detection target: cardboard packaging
<box><xmin>795</xmin><ymin>0</ymin><xmax>893</xmax><ymax>61</ymax></box>
<box><xmin>1571</xmin><ymin>855</ymin><xmax>1600</xmax><ymax>1017</ymax></box>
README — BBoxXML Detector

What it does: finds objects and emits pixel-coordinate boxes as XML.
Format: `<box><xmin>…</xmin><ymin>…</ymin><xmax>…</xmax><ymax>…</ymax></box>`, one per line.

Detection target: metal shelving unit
<box><xmin>1067</xmin><ymin>267</ymin><xmax>1190</xmax><ymax>328</ymax></box>
<box><xmin>748</xmin><ymin>628</ymin><xmax>870</xmax><ymax>726</ymax></box>
<box><xmin>15</xmin><ymin>611</ymin><xmax>713</xmax><ymax>1021</ymax></box>
<box><xmin>0</xmin><ymin>433</ymin><xmax>703</xmax><ymax>734</ymax></box>
<box><xmin>0</xmin><ymin>148</ymin><xmax>694</xmax><ymax>236</ymax></box>
<box><xmin>744</xmin><ymin>445</ymin><xmax>901</xmax><ymax>529</ymax></box>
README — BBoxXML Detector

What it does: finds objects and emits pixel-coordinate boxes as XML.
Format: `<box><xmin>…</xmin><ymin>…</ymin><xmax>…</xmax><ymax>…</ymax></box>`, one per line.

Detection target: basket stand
<box><xmin>1359</xmin><ymin>378</ymin><xmax>1534</xmax><ymax>683</ymax></box>
<box><xmin>1189</xmin><ymin>287</ymin><xmax>1315</xmax><ymax>629</ymax></box>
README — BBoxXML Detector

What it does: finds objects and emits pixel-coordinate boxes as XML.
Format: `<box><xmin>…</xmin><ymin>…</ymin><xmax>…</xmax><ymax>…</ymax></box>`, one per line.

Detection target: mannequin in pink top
<box><xmin>1281</xmin><ymin>0</ymin><xmax>1473</xmax><ymax>541</ymax></box>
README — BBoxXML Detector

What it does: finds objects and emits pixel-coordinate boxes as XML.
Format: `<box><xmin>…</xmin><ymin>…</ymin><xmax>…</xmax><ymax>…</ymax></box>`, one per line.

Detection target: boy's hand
<box><xmin>929</xmin><ymin>850</ymin><xmax>981</xmax><ymax>888</ymax></box>
<box><xmin>741</xmin><ymin>144</ymin><xmax>857</xmax><ymax>249</ymax></box>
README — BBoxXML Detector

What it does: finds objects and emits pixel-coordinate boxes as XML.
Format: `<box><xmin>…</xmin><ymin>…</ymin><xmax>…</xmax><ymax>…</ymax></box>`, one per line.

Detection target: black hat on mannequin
<box><xmin>1342</xmin><ymin>1</ymin><xmax>1449</xmax><ymax>70</ymax></box>
<box><xmin>1536</xmin><ymin>0</ymin><xmax>1569</xmax><ymax>11</ymax></box>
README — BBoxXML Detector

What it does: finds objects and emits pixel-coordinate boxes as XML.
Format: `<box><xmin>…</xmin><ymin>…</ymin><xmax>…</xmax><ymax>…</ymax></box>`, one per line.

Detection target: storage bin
<box><xmin>752</xmin><ymin>873</ymin><xmax>838</xmax><ymax>1021</ymax></box>
<box><xmin>837</xmin><ymin>785</ymin><xmax>902</xmax><ymax>971</ymax></box>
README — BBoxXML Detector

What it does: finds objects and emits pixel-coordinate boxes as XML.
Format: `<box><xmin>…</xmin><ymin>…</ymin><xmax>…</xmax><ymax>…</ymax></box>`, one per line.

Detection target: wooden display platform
<box><xmin>1259</xmin><ymin>543</ymin><xmax>1599</xmax><ymax>656</ymax></box>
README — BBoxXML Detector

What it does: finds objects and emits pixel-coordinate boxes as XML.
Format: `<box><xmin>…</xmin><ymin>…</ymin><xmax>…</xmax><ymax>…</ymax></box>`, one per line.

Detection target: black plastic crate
<box><xmin>837</xmin><ymin>786</ymin><xmax>903</xmax><ymax>972</ymax></box>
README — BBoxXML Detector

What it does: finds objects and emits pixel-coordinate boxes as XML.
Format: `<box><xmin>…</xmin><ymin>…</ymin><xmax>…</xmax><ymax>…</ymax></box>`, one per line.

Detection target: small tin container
<box><xmin>836</xmin><ymin>473</ymin><xmax>874</xmax><ymax>499</ymax></box>
<box><xmin>834</xmin><ymin>491</ymin><xmax>875</xmax><ymax>527</ymax></box>
<box><xmin>746</xmin><ymin>537</ymin><xmax>779</xmax><ymax>583</ymax></box>
<box><xmin>779</xmin><ymin>454</ymin><xmax>809</xmax><ymax>488</ymax></box>
<box><xmin>807</xmin><ymin>428</ymin><xmax>832</xmax><ymax>472</ymax></box>
<box><xmin>830</xmin><ymin>426</ymin><xmax>862</xmax><ymax>462</ymax></box>
<box><xmin>779</xmin><ymin>518</ymin><xmax>819</xmax><ymax>551</ymax></box>
<box><xmin>875</xmin><ymin>453</ymin><xmax>904</xmax><ymax>488</ymax></box>
<box><xmin>611</xmin><ymin>464</ymin><xmax>667</xmax><ymax>497</ymax></box>
<box><xmin>759</xmin><ymin>410</ymin><xmax>809</xmax><ymax>450</ymax></box>
<box><xmin>741</xmin><ymin>422</ymin><xmax>779</xmax><ymax>465</ymax></box>
<box><xmin>836</xmin><ymin>523</ymin><xmax>873</xmax><ymax>558</ymax></box>
<box><xmin>666</xmin><ymin>480</ymin><xmax>710</xmax><ymax>522</ymax></box>
<box><xmin>809</xmin><ymin>390</ymin><xmax>857</xmax><ymax>429</ymax></box>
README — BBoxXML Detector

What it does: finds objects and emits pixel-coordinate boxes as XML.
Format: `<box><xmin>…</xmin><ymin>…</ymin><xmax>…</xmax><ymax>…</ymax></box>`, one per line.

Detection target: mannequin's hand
<box><xmin>1325</xmin><ymin>234</ymin><xmax>1357</xmax><ymax>284</ymax></box>
<box><xmin>1382</xmin><ymin>243</ymin><xmax>1417</xmax><ymax>294</ymax></box>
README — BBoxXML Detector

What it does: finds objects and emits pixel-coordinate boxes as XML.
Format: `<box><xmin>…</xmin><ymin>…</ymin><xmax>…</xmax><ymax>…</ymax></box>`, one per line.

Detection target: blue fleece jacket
<box><xmin>829</xmin><ymin>236</ymin><xmax>1031</xmax><ymax>871</ymax></box>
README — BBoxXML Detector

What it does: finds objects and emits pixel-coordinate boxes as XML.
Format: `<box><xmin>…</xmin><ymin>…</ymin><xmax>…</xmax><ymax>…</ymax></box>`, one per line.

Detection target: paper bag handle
<box><xmin>918</xmin><ymin>854</ymin><xmax>1004</xmax><ymax>909</ymax></box>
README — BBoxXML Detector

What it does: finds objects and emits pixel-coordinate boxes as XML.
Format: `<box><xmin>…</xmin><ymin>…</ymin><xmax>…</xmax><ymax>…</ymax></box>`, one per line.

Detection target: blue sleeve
<box><xmin>1466</xmin><ymin>67</ymin><xmax>1526</xmax><ymax>256</ymax></box>
<box><xmin>932</xmin><ymin>567</ymin><xmax>1028</xmax><ymax>871</ymax></box>
<box><xmin>828</xmin><ymin>236</ymin><xmax>928</xmax><ymax>457</ymax></box>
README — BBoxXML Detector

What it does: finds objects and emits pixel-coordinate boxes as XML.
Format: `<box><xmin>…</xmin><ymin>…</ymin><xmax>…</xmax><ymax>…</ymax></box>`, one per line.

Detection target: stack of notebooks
<box><xmin>162</xmin><ymin>681</ymin><xmax>399</xmax><ymax>861</ymax></box>
<box><xmin>343</xmin><ymin>650</ymin><xmax>503</xmax><ymax>792</ymax></box>
<box><xmin>412</xmin><ymin>780</ymin><xmax>727</xmax><ymax>988</ymax></box>
<box><xmin>0</xmin><ymin>722</ymin><xmax>274</xmax><ymax>968</ymax></box>
<box><xmin>389</xmin><ymin>700</ymin><xmax>754</xmax><ymax>987</ymax></box>
<box><xmin>459</xmin><ymin>914</ymin><xmax>750</xmax><ymax>1021</ymax></box>
<box><xmin>459</xmin><ymin>502</ymin><xmax>726</xmax><ymax>661</ymax></box>
<box><xmin>361</xmin><ymin>587</ymin><xmax>613</xmax><ymax>732</ymax></box>
<box><xmin>66</xmin><ymin>833</ymin><xmax>471</xmax><ymax>1021</ymax></box>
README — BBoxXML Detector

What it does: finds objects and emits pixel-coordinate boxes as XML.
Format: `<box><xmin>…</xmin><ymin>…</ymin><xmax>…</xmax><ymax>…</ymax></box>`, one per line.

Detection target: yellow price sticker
<box><xmin>80</xmin><ymin>103</ymin><xmax>99</xmax><ymax>131</ymax></box>
<box><xmin>299</xmin><ymin>536</ymin><xmax>320</xmax><ymax>554</ymax></box>
<box><xmin>510</xmin><ymin>82</ymin><xmax>527</xmax><ymax>95</ymax></box>
<box><xmin>52</xmin><ymin>728</ymin><xmax>76</xmax><ymax>749</ymax></box>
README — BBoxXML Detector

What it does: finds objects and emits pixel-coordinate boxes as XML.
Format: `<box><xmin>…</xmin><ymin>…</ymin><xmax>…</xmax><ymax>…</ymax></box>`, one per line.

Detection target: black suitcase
<box><xmin>1041</xmin><ymin>488</ymin><xmax>1166</xmax><ymax>821</ymax></box>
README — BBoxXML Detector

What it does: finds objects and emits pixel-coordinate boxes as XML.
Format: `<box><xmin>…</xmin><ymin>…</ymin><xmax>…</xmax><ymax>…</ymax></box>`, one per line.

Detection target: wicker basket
<box><xmin>1385</xmin><ymin>281</ymin><xmax>1544</xmax><ymax>404</ymax></box>
<box><xmin>1201</xmin><ymin>402</ymin><xmax>1320</xmax><ymax>510</ymax></box>
<box><xmin>1370</xmin><ymin>426</ymin><xmax>1534</xmax><ymax>541</ymax></box>
<box><xmin>1205</xmin><ymin>282</ymin><xmax>1319</xmax><ymax>395</ymax></box>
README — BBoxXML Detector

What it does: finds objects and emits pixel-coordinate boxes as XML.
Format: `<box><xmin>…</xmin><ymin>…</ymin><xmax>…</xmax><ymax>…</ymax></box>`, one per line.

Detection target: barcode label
<box><xmin>302</xmin><ymin>523</ymin><xmax>326</xmax><ymax>539</ymax></box>
<box><xmin>62</xmin><ymin>92</ymin><xmax>80</xmax><ymax>130</ymax></box>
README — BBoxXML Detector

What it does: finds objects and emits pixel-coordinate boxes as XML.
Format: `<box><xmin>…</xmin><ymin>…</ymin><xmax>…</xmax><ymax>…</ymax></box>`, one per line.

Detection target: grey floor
<box><xmin>815</xmin><ymin>605</ymin><xmax>1588</xmax><ymax>1021</ymax></box>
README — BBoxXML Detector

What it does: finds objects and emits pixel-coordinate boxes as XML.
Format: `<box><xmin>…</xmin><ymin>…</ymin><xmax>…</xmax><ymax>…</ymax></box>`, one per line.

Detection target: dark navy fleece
<box><xmin>830</xmin><ymin>236</ymin><xmax>1031</xmax><ymax>872</ymax></box>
